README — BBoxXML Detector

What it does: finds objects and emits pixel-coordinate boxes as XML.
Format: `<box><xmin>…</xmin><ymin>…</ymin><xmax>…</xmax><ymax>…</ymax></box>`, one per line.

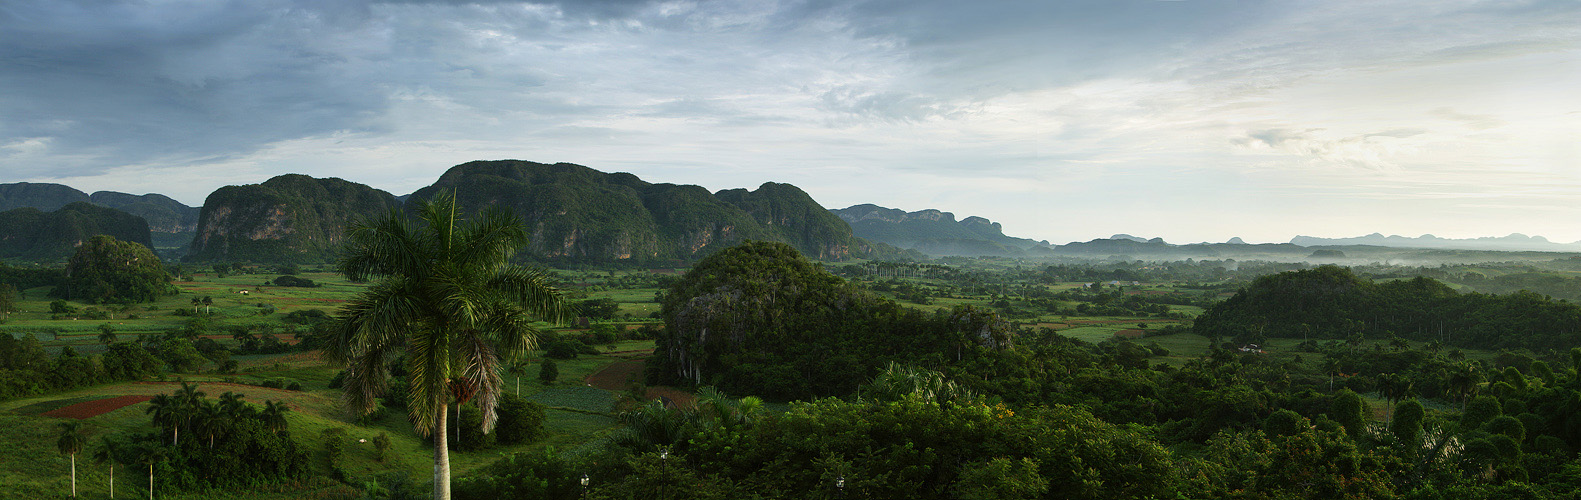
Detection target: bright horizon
<box><xmin>2</xmin><ymin>1</ymin><xmax>1577</xmax><ymax>245</ymax></box>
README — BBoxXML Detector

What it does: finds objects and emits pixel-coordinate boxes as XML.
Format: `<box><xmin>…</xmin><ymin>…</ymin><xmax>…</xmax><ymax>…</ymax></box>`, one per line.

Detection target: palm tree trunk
<box><xmin>70</xmin><ymin>454</ymin><xmax>76</xmax><ymax>497</ymax></box>
<box><xmin>148</xmin><ymin>463</ymin><xmax>154</xmax><ymax>500</ymax></box>
<box><xmin>434</xmin><ymin>403</ymin><xmax>450</xmax><ymax>500</ymax></box>
<box><xmin>109</xmin><ymin>462</ymin><xmax>114</xmax><ymax>499</ymax></box>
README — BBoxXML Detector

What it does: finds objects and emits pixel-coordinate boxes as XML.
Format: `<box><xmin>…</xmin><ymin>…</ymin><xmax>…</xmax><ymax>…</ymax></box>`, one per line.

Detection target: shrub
<box><xmin>545</xmin><ymin>340</ymin><xmax>583</xmax><ymax>360</ymax></box>
<box><xmin>495</xmin><ymin>393</ymin><xmax>547</xmax><ymax>445</ymax></box>
<box><xmin>539</xmin><ymin>359</ymin><xmax>559</xmax><ymax>385</ymax></box>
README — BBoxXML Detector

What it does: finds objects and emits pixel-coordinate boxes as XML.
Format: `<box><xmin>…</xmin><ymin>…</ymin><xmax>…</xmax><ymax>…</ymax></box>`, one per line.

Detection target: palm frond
<box><xmin>489</xmin><ymin>267</ymin><xmax>572</xmax><ymax>325</ymax></box>
<box><xmin>339</xmin><ymin>208</ymin><xmax>422</xmax><ymax>281</ymax></box>
<box><xmin>481</xmin><ymin>302</ymin><xmax>542</xmax><ymax>361</ymax></box>
<box><xmin>405</xmin><ymin>324</ymin><xmax>450</xmax><ymax>436</ymax></box>
<box><xmin>455</xmin><ymin>331</ymin><xmax>504</xmax><ymax>433</ymax></box>
<box><xmin>452</xmin><ymin>206</ymin><xmax>530</xmax><ymax>269</ymax></box>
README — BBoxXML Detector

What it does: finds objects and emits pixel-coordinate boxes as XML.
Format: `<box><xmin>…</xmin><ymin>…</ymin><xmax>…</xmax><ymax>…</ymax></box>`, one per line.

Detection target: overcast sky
<box><xmin>2</xmin><ymin>0</ymin><xmax>1577</xmax><ymax>244</ymax></box>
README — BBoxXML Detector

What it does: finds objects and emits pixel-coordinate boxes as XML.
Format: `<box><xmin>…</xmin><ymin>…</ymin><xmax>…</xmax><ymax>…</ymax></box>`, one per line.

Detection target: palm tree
<box><xmin>57</xmin><ymin>421</ymin><xmax>86</xmax><ymax>497</ymax></box>
<box><xmin>97</xmin><ymin>324</ymin><xmax>118</xmax><ymax>346</ymax></box>
<box><xmin>201</xmin><ymin>296</ymin><xmax>213</xmax><ymax>315</ymax></box>
<box><xmin>193</xmin><ymin>400</ymin><xmax>226</xmax><ymax>448</ymax></box>
<box><xmin>260</xmin><ymin>400</ymin><xmax>290</xmax><ymax>435</ymax></box>
<box><xmin>91</xmin><ymin>436</ymin><xmax>121</xmax><ymax>499</ymax></box>
<box><xmin>506</xmin><ymin>359</ymin><xmax>531</xmax><ymax>396</ymax></box>
<box><xmin>326</xmin><ymin>192</ymin><xmax>569</xmax><ymax>500</ymax></box>
<box><xmin>132</xmin><ymin>443</ymin><xmax>167</xmax><ymax>500</ymax></box>
<box><xmin>171</xmin><ymin>381</ymin><xmax>205</xmax><ymax>444</ymax></box>
<box><xmin>145</xmin><ymin>394</ymin><xmax>181</xmax><ymax>446</ymax></box>
<box><xmin>1322</xmin><ymin>358</ymin><xmax>1342</xmax><ymax>391</ymax></box>
<box><xmin>218</xmin><ymin>391</ymin><xmax>251</xmax><ymax>418</ymax></box>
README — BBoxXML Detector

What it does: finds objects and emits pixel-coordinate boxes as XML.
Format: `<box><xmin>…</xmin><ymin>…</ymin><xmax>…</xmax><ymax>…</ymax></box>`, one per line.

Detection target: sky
<box><xmin>1</xmin><ymin>0</ymin><xmax>1577</xmax><ymax>245</ymax></box>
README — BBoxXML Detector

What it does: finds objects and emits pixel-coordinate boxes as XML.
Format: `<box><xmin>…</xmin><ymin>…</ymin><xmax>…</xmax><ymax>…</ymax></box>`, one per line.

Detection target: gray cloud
<box><xmin>1</xmin><ymin>0</ymin><xmax>1578</xmax><ymax>243</ymax></box>
<box><xmin>0</xmin><ymin>0</ymin><xmax>388</xmax><ymax>175</ymax></box>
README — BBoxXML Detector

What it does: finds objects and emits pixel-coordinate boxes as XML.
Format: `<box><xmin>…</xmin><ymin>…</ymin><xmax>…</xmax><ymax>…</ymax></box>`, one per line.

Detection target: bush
<box><xmin>495</xmin><ymin>393</ymin><xmax>547</xmax><ymax>445</ymax></box>
<box><xmin>454</xmin><ymin>403</ymin><xmax>498</xmax><ymax>452</ymax></box>
<box><xmin>545</xmin><ymin>340</ymin><xmax>583</xmax><ymax>360</ymax></box>
<box><xmin>272</xmin><ymin>275</ymin><xmax>320</xmax><ymax>288</ymax></box>
<box><xmin>283</xmin><ymin>308</ymin><xmax>330</xmax><ymax>325</ymax></box>
<box><xmin>539</xmin><ymin>359</ymin><xmax>559</xmax><ymax>385</ymax></box>
<box><xmin>453</xmin><ymin>448</ymin><xmax>580</xmax><ymax>500</ymax></box>
<box><xmin>286</xmin><ymin>381</ymin><xmax>303</xmax><ymax>391</ymax></box>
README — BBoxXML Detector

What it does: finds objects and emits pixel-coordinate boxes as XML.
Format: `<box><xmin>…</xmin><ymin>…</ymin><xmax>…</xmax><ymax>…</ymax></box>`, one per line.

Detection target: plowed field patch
<box><xmin>43</xmin><ymin>395</ymin><xmax>153</xmax><ymax>419</ymax></box>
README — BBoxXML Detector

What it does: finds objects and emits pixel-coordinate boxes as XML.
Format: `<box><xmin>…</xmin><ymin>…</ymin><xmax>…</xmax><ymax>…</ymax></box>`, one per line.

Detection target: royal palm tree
<box><xmin>57</xmin><ymin>421</ymin><xmax>86</xmax><ymax>497</ymax></box>
<box><xmin>506</xmin><ymin>359</ymin><xmax>531</xmax><ymax>396</ymax></box>
<box><xmin>326</xmin><ymin>192</ymin><xmax>569</xmax><ymax>500</ymax></box>
<box><xmin>144</xmin><ymin>394</ymin><xmax>181</xmax><ymax>446</ymax></box>
<box><xmin>132</xmin><ymin>443</ymin><xmax>167</xmax><ymax>500</ymax></box>
<box><xmin>91</xmin><ymin>436</ymin><xmax>121</xmax><ymax>499</ymax></box>
<box><xmin>218</xmin><ymin>391</ymin><xmax>252</xmax><ymax>418</ymax></box>
<box><xmin>260</xmin><ymin>400</ymin><xmax>290</xmax><ymax>435</ymax></box>
<box><xmin>193</xmin><ymin>400</ymin><xmax>226</xmax><ymax>448</ymax></box>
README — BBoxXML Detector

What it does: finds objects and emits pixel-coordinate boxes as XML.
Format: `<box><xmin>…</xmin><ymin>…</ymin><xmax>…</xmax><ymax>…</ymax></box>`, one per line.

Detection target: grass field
<box><xmin>0</xmin><ymin>268</ymin><xmax>668</xmax><ymax>499</ymax></box>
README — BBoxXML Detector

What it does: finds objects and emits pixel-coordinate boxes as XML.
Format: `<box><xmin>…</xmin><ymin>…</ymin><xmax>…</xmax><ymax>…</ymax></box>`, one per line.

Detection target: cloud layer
<box><xmin>2</xmin><ymin>0</ymin><xmax>1577</xmax><ymax>243</ymax></box>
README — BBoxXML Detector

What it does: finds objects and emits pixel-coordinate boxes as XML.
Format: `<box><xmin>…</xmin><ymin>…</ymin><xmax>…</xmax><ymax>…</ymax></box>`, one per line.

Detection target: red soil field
<box><xmin>587</xmin><ymin>360</ymin><xmax>643</xmax><ymax>390</ymax></box>
<box><xmin>585</xmin><ymin>358</ymin><xmax>694</xmax><ymax>408</ymax></box>
<box><xmin>44</xmin><ymin>395</ymin><xmax>153</xmax><ymax>419</ymax></box>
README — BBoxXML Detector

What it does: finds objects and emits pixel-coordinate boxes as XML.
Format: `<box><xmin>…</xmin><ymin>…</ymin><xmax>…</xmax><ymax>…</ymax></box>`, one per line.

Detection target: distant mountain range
<box><xmin>0</xmin><ymin>182</ymin><xmax>200</xmax><ymax>233</ymax></box>
<box><xmin>1289</xmin><ymin>233</ymin><xmax>1581</xmax><ymax>252</ymax></box>
<box><xmin>4</xmin><ymin>165</ymin><xmax>1579</xmax><ymax>263</ymax></box>
<box><xmin>830</xmin><ymin>204</ymin><xmax>1052</xmax><ymax>257</ymax></box>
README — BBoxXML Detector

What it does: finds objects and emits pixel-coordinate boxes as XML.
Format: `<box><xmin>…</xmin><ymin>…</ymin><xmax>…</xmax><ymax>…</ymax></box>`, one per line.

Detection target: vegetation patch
<box><xmin>527</xmin><ymin>386</ymin><xmax>617</xmax><ymax>414</ymax></box>
<box><xmin>10</xmin><ymin>395</ymin><xmax>104</xmax><ymax>415</ymax></box>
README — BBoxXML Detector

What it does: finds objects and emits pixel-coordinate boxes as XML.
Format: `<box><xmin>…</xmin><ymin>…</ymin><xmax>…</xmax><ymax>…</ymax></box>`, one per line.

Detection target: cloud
<box><xmin>1233</xmin><ymin>128</ymin><xmax>1424</xmax><ymax>169</ymax></box>
<box><xmin>1430</xmin><ymin>107</ymin><xmax>1506</xmax><ymax>130</ymax></box>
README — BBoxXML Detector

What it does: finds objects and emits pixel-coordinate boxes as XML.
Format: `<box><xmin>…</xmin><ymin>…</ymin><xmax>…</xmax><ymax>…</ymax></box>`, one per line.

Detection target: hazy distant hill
<box><xmin>0</xmin><ymin>182</ymin><xmax>91</xmax><ymax>212</ymax></box>
<box><xmin>89</xmin><ymin>191</ymin><xmax>201</xmax><ymax>233</ymax></box>
<box><xmin>408</xmin><ymin>160</ymin><xmax>876</xmax><ymax>262</ymax></box>
<box><xmin>0</xmin><ymin>182</ymin><xmax>200</xmax><ymax>235</ymax></box>
<box><xmin>830</xmin><ymin>204</ymin><xmax>1050</xmax><ymax>256</ymax></box>
<box><xmin>0</xmin><ymin>202</ymin><xmax>153</xmax><ymax>260</ymax></box>
<box><xmin>1290</xmin><ymin>233</ymin><xmax>1581</xmax><ymax>252</ymax></box>
<box><xmin>187</xmin><ymin>174</ymin><xmax>401</xmax><ymax>262</ymax></box>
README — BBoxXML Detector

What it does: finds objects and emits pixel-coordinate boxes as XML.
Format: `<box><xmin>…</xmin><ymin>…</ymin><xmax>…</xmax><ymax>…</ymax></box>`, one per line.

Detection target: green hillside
<box><xmin>186</xmin><ymin>175</ymin><xmax>401</xmax><ymax>263</ymax></box>
<box><xmin>0</xmin><ymin>203</ymin><xmax>153</xmax><ymax>261</ymax></box>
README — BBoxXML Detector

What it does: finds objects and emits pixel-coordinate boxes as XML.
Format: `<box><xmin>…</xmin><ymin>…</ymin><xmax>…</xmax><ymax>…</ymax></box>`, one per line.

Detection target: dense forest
<box><xmin>1196</xmin><ymin>265</ymin><xmax>1581</xmax><ymax>351</ymax></box>
<box><xmin>5</xmin><ymin>237</ymin><xmax>1581</xmax><ymax>498</ymax></box>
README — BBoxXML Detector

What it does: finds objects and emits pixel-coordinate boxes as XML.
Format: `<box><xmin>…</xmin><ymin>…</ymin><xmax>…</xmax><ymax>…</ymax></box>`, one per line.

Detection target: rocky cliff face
<box><xmin>186</xmin><ymin>174</ymin><xmax>399</xmax><ymax>262</ymax></box>
<box><xmin>715</xmin><ymin>182</ymin><xmax>867</xmax><ymax>260</ymax></box>
<box><xmin>408</xmin><ymin>160</ymin><xmax>869</xmax><ymax>262</ymax></box>
<box><xmin>829</xmin><ymin>204</ymin><xmax>1049</xmax><ymax>257</ymax></box>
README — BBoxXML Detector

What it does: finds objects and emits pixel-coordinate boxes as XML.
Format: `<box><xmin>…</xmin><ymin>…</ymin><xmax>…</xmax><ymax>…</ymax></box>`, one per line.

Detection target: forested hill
<box><xmin>0</xmin><ymin>182</ymin><xmax>199</xmax><ymax>233</ymax></box>
<box><xmin>87</xmin><ymin>191</ymin><xmax>200</xmax><ymax>233</ymax></box>
<box><xmin>406</xmin><ymin>160</ymin><xmax>883</xmax><ymax>263</ymax></box>
<box><xmin>0</xmin><ymin>202</ymin><xmax>153</xmax><ymax>260</ymax></box>
<box><xmin>1195</xmin><ymin>265</ymin><xmax>1581</xmax><ymax>351</ymax></box>
<box><xmin>0</xmin><ymin>182</ymin><xmax>90</xmax><ymax>211</ymax></box>
<box><xmin>831</xmin><ymin>203</ymin><xmax>1052</xmax><ymax>256</ymax></box>
<box><xmin>187</xmin><ymin>174</ymin><xmax>401</xmax><ymax>263</ymax></box>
